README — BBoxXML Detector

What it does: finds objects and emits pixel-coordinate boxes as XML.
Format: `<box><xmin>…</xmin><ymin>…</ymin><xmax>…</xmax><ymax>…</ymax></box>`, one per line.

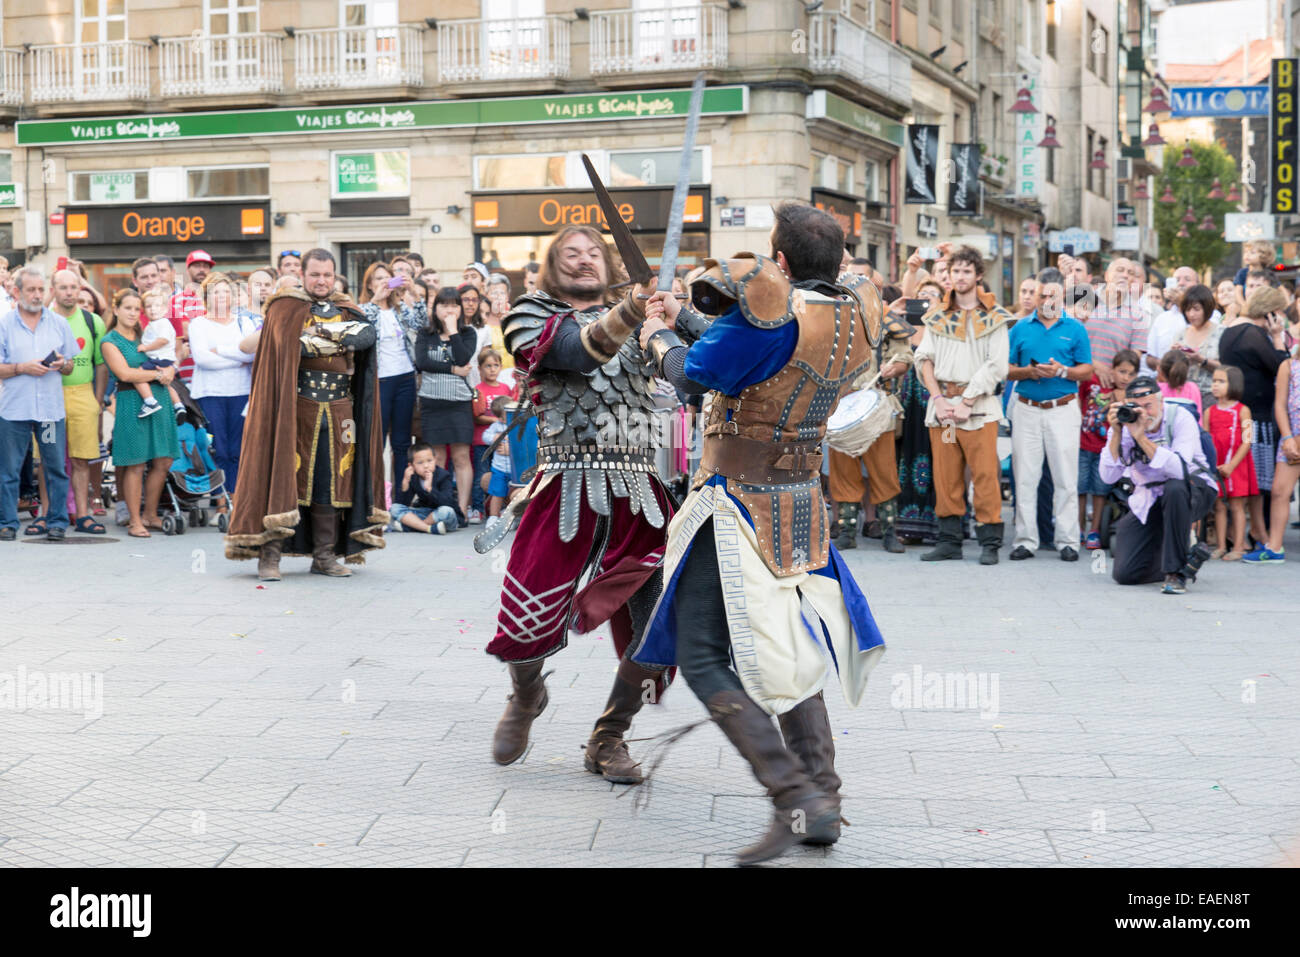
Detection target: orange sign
<box><xmin>474</xmin><ymin>200</ymin><xmax>500</xmax><ymax>228</ymax></box>
<box><xmin>240</xmin><ymin>207</ymin><xmax>265</xmax><ymax>235</ymax></box>
<box><xmin>684</xmin><ymin>194</ymin><xmax>704</xmax><ymax>224</ymax></box>
<box><xmin>65</xmin><ymin>213</ymin><xmax>88</xmax><ymax>240</ymax></box>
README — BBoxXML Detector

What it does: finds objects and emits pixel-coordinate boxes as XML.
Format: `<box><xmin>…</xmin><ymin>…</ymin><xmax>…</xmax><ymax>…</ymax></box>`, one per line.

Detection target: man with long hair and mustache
<box><xmin>476</xmin><ymin>224</ymin><xmax>674</xmax><ymax>783</ymax></box>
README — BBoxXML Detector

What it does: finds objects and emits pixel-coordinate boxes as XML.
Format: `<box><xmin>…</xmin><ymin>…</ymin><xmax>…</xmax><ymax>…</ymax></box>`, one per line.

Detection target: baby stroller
<box><xmin>158</xmin><ymin>382</ymin><xmax>232</xmax><ymax>535</ymax></box>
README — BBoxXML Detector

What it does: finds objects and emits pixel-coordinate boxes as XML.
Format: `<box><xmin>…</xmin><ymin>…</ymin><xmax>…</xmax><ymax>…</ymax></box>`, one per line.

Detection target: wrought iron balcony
<box><xmin>590</xmin><ymin>4</ymin><xmax>728</xmax><ymax>75</ymax></box>
<box><xmin>437</xmin><ymin>16</ymin><xmax>570</xmax><ymax>83</ymax></box>
<box><xmin>30</xmin><ymin>40</ymin><xmax>151</xmax><ymax>103</ymax></box>
<box><xmin>159</xmin><ymin>33</ymin><xmax>284</xmax><ymax>97</ymax></box>
<box><xmin>295</xmin><ymin>24</ymin><xmax>424</xmax><ymax>90</ymax></box>
<box><xmin>808</xmin><ymin>12</ymin><xmax>911</xmax><ymax>105</ymax></box>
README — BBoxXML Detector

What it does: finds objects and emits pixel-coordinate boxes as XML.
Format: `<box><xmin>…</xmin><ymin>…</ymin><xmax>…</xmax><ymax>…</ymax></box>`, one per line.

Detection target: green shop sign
<box><xmin>806</xmin><ymin>90</ymin><xmax>905</xmax><ymax>147</ymax></box>
<box><xmin>333</xmin><ymin>150</ymin><xmax>410</xmax><ymax>197</ymax></box>
<box><xmin>16</xmin><ymin>86</ymin><xmax>749</xmax><ymax>147</ymax></box>
<box><xmin>0</xmin><ymin>183</ymin><xmax>20</xmax><ymax>208</ymax></box>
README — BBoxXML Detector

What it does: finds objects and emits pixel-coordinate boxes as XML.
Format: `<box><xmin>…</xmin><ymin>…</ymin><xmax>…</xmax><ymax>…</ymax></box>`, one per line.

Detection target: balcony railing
<box><xmin>159</xmin><ymin>33</ymin><xmax>284</xmax><ymax>97</ymax></box>
<box><xmin>590</xmin><ymin>4</ymin><xmax>728</xmax><ymax>75</ymax></box>
<box><xmin>809</xmin><ymin>12</ymin><xmax>911</xmax><ymax>105</ymax></box>
<box><xmin>0</xmin><ymin>49</ymin><xmax>22</xmax><ymax>106</ymax></box>
<box><xmin>295</xmin><ymin>25</ymin><xmax>423</xmax><ymax>90</ymax></box>
<box><xmin>30</xmin><ymin>40</ymin><xmax>151</xmax><ymax>103</ymax></box>
<box><xmin>438</xmin><ymin>16</ymin><xmax>570</xmax><ymax>83</ymax></box>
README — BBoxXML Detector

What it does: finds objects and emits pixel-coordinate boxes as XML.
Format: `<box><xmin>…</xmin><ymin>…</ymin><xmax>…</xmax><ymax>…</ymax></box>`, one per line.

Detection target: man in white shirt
<box><xmin>1145</xmin><ymin>266</ymin><xmax>1217</xmax><ymax>369</ymax></box>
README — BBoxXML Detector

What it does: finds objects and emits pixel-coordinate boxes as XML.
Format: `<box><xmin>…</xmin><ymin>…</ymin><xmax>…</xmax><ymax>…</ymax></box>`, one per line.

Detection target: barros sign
<box><xmin>16</xmin><ymin>87</ymin><xmax>749</xmax><ymax>146</ymax></box>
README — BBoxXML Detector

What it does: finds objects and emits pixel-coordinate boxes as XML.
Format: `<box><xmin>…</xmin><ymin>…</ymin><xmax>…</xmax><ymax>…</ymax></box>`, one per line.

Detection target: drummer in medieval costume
<box><xmin>825</xmin><ymin>275</ymin><xmax>915</xmax><ymax>551</ymax></box>
<box><xmin>475</xmin><ymin>224</ymin><xmax>675</xmax><ymax>784</ymax></box>
<box><xmin>632</xmin><ymin>202</ymin><xmax>887</xmax><ymax>866</ymax></box>
<box><xmin>225</xmin><ymin>248</ymin><xmax>388</xmax><ymax>579</ymax></box>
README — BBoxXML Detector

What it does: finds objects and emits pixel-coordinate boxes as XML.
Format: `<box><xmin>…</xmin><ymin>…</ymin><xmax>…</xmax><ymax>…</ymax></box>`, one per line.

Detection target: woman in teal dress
<box><xmin>101</xmin><ymin>288</ymin><xmax>179</xmax><ymax>538</ymax></box>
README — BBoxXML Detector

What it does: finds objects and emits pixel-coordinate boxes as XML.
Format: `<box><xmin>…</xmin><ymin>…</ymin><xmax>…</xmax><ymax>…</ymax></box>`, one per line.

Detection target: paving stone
<box><xmin>1</xmin><ymin>512</ymin><xmax>1296</xmax><ymax>867</ymax></box>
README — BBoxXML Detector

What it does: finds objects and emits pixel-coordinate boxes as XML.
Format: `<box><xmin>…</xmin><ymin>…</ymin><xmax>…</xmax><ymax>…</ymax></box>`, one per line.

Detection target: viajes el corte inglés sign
<box><xmin>15</xmin><ymin>87</ymin><xmax>749</xmax><ymax>147</ymax></box>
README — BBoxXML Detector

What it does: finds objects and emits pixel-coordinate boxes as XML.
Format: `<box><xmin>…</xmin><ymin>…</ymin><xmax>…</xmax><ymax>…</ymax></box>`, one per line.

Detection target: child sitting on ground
<box><xmin>136</xmin><ymin>287</ymin><xmax>185</xmax><ymax>419</ymax></box>
<box><xmin>390</xmin><ymin>442</ymin><xmax>462</xmax><ymax>534</ymax></box>
<box><xmin>480</xmin><ymin>396</ymin><xmax>514</xmax><ymax>528</ymax></box>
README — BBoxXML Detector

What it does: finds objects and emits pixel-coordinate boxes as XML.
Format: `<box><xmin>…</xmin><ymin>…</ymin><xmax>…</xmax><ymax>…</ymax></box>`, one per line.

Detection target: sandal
<box><xmin>74</xmin><ymin>516</ymin><xmax>107</xmax><ymax>535</ymax></box>
<box><xmin>24</xmin><ymin>518</ymin><xmax>47</xmax><ymax>537</ymax></box>
<box><xmin>128</xmin><ymin>526</ymin><xmax>151</xmax><ymax>538</ymax></box>
<box><xmin>92</xmin><ymin>507</ymin><xmax>107</xmax><ymax>516</ymax></box>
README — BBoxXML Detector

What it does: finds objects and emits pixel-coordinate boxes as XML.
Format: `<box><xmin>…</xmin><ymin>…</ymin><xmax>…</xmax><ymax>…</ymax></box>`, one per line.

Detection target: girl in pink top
<box><xmin>1158</xmin><ymin>349</ymin><xmax>1203</xmax><ymax>418</ymax></box>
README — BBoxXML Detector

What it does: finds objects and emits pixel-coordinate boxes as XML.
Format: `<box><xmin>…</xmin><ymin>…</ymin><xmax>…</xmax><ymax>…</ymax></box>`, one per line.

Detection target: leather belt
<box><xmin>297</xmin><ymin>369</ymin><xmax>351</xmax><ymax>402</ymax></box>
<box><xmin>937</xmin><ymin>381</ymin><xmax>968</xmax><ymax>399</ymax></box>
<box><xmin>700</xmin><ymin>434</ymin><xmax>823</xmax><ymax>485</ymax></box>
<box><xmin>537</xmin><ymin>444</ymin><xmax>658</xmax><ymax>472</ymax></box>
<box><xmin>1017</xmin><ymin>392</ymin><xmax>1076</xmax><ymax>410</ymax></box>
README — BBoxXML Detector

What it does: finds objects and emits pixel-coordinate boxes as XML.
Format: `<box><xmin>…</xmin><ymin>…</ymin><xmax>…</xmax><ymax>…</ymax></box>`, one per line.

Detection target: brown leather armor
<box><xmin>694</xmin><ymin>277</ymin><xmax>878</xmax><ymax>577</ymax></box>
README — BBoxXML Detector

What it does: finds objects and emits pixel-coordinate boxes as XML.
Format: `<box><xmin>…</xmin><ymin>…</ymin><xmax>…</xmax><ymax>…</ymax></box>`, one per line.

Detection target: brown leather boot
<box><xmin>309</xmin><ymin>505</ymin><xmax>350</xmax><ymax>577</ymax></box>
<box><xmin>257</xmin><ymin>538</ymin><xmax>282</xmax><ymax>582</ymax></box>
<box><xmin>492</xmin><ymin>659</ymin><xmax>550</xmax><ymax>765</ymax></box>
<box><xmin>778</xmin><ymin>692</ymin><xmax>844</xmax><ymax>845</ymax></box>
<box><xmin>584</xmin><ymin>659</ymin><xmax>656</xmax><ymax>784</ymax></box>
<box><xmin>707</xmin><ymin>689</ymin><xmax>839</xmax><ymax>866</ymax></box>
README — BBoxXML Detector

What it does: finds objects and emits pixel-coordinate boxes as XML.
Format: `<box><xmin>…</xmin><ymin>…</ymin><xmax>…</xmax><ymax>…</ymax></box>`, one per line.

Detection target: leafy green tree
<box><xmin>1152</xmin><ymin>140</ymin><xmax>1239</xmax><ymax>273</ymax></box>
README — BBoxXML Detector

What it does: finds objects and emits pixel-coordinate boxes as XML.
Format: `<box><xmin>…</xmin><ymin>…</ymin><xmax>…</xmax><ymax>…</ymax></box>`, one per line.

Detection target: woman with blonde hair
<box><xmin>188</xmin><ymin>272</ymin><xmax>256</xmax><ymax>497</ymax></box>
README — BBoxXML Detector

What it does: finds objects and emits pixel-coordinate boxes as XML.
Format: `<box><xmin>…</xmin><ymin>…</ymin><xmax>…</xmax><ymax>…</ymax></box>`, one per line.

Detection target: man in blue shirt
<box><xmin>1006</xmin><ymin>267</ymin><xmax>1093</xmax><ymax>561</ymax></box>
<box><xmin>0</xmin><ymin>266</ymin><xmax>79</xmax><ymax>541</ymax></box>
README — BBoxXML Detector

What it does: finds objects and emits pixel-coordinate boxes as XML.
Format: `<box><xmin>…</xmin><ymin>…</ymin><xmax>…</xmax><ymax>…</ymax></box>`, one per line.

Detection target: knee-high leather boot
<box><xmin>778</xmin><ymin>692</ymin><xmax>844</xmax><ymax>845</ymax></box>
<box><xmin>584</xmin><ymin>658</ymin><xmax>657</xmax><ymax>784</ymax></box>
<box><xmin>492</xmin><ymin>659</ymin><xmax>550</xmax><ymax>765</ymax></box>
<box><xmin>877</xmin><ymin>496</ymin><xmax>905</xmax><ymax>553</ymax></box>
<box><xmin>309</xmin><ymin>505</ymin><xmax>350</xmax><ymax>577</ymax></box>
<box><xmin>836</xmin><ymin>502</ymin><xmax>860</xmax><ymax>550</ymax></box>
<box><xmin>707</xmin><ymin>689</ymin><xmax>839</xmax><ymax>866</ymax></box>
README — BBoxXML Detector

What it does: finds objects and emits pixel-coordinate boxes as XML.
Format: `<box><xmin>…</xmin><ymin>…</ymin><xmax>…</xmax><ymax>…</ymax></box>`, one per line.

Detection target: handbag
<box><xmin>418</xmin><ymin>337</ymin><xmax>473</xmax><ymax>402</ymax></box>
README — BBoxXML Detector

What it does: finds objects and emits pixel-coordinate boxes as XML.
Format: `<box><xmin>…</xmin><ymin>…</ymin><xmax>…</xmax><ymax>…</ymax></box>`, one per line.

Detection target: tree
<box><xmin>1152</xmin><ymin>140</ymin><xmax>1238</xmax><ymax>274</ymax></box>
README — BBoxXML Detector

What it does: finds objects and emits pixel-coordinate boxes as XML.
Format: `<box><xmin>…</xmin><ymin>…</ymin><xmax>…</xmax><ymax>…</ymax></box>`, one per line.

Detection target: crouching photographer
<box><xmin>1099</xmin><ymin>376</ymin><xmax>1218</xmax><ymax>594</ymax></box>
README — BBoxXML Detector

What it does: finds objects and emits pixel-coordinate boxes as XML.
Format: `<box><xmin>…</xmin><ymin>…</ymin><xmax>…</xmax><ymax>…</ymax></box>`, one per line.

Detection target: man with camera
<box><xmin>1099</xmin><ymin>376</ymin><xmax>1218</xmax><ymax>594</ymax></box>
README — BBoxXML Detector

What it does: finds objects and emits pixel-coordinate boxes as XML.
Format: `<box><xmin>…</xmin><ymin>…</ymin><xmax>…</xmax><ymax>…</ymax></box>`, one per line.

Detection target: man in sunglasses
<box><xmin>278</xmin><ymin>250</ymin><xmax>303</xmax><ymax>280</ymax></box>
<box><xmin>1099</xmin><ymin>375</ymin><xmax>1218</xmax><ymax>594</ymax></box>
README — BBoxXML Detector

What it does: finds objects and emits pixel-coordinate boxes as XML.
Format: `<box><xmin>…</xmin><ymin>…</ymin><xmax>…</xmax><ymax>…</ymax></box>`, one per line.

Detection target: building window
<box><xmin>0</xmin><ymin>151</ymin><xmax>11</xmax><ymax>182</ymax></box>
<box><xmin>187</xmin><ymin>165</ymin><xmax>270</xmax><ymax>199</ymax></box>
<box><xmin>864</xmin><ymin>158</ymin><xmax>879</xmax><ymax>203</ymax></box>
<box><xmin>1086</xmin><ymin>12</ymin><xmax>1097</xmax><ymax>75</ymax></box>
<box><xmin>609</xmin><ymin>148</ymin><xmax>707</xmax><ymax>187</ymax></box>
<box><xmin>69</xmin><ymin>170</ymin><xmax>148</xmax><ymax>203</ymax></box>
<box><xmin>1094</xmin><ymin>26</ymin><xmax>1109</xmax><ymax>81</ymax></box>
<box><xmin>1046</xmin><ymin>1</ymin><xmax>1057</xmax><ymax>58</ymax></box>
<box><xmin>1097</xmin><ymin>136</ymin><xmax>1108</xmax><ymax>198</ymax></box>
<box><xmin>475</xmin><ymin>154</ymin><xmax>567</xmax><ymax>190</ymax></box>
<box><xmin>1086</xmin><ymin>127</ymin><xmax>1095</xmax><ymax>193</ymax></box>
<box><xmin>1045</xmin><ymin>115</ymin><xmax>1056</xmax><ymax>184</ymax></box>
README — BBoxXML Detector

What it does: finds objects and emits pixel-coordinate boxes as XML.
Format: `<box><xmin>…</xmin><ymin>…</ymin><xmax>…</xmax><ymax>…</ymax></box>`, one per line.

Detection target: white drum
<box><xmin>826</xmin><ymin>387</ymin><xmax>895</xmax><ymax>456</ymax></box>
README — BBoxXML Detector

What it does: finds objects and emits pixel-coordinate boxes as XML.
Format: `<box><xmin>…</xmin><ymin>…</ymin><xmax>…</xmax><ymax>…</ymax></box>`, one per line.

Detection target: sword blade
<box><xmin>581</xmin><ymin>153</ymin><xmax>655</xmax><ymax>287</ymax></box>
<box><xmin>658</xmin><ymin>72</ymin><xmax>706</xmax><ymax>292</ymax></box>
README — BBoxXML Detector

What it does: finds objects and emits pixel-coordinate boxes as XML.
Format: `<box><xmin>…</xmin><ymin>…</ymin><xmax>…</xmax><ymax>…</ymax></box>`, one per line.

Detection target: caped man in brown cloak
<box><xmin>225</xmin><ymin>247</ymin><xmax>388</xmax><ymax>579</ymax></box>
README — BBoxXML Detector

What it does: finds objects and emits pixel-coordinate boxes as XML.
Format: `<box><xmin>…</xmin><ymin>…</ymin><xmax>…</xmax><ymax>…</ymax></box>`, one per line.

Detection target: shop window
<box><xmin>187</xmin><ymin>165</ymin><xmax>270</xmax><ymax>199</ymax></box>
<box><xmin>0</xmin><ymin>224</ymin><xmax>12</xmax><ymax>249</ymax></box>
<box><xmin>476</xmin><ymin>154</ymin><xmax>567</xmax><ymax>190</ymax></box>
<box><xmin>609</xmin><ymin>148</ymin><xmax>706</xmax><ymax>187</ymax></box>
<box><xmin>69</xmin><ymin>170</ymin><xmax>147</xmax><ymax>203</ymax></box>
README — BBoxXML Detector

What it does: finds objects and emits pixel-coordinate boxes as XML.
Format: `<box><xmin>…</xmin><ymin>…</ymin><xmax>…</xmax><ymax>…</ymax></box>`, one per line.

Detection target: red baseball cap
<box><xmin>186</xmin><ymin>249</ymin><xmax>215</xmax><ymax>266</ymax></box>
